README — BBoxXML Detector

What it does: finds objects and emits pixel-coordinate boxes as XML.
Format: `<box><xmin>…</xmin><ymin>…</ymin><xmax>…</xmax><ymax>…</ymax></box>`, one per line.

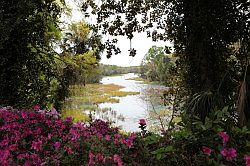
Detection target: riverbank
<box><xmin>126</xmin><ymin>76</ymin><xmax>160</xmax><ymax>85</ymax></box>
<box><xmin>62</xmin><ymin>82</ymin><xmax>140</xmax><ymax>122</ymax></box>
<box><xmin>62</xmin><ymin>73</ymin><xmax>170</xmax><ymax>132</ymax></box>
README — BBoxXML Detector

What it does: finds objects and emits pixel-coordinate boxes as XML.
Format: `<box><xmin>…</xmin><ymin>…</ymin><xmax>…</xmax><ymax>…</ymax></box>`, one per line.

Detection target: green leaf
<box><xmin>151</xmin><ymin>147</ymin><xmax>166</xmax><ymax>155</ymax></box>
<box><xmin>221</xmin><ymin>106</ymin><xmax>228</xmax><ymax>112</ymax></box>
<box><xmin>156</xmin><ymin>153</ymin><xmax>162</xmax><ymax>160</ymax></box>
<box><xmin>246</xmin><ymin>141</ymin><xmax>250</xmax><ymax>147</ymax></box>
<box><xmin>151</xmin><ymin>146</ymin><xmax>175</xmax><ymax>160</ymax></box>
<box><xmin>164</xmin><ymin>146</ymin><xmax>174</xmax><ymax>152</ymax></box>
<box><xmin>201</xmin><ymin>124</ymin><xmax>206</xmax><ymax>130</ymax></box>
<box><xmin>144</xmin><ymin>134</ymin><xmax>160</xmax><ymax>145</ymax></box>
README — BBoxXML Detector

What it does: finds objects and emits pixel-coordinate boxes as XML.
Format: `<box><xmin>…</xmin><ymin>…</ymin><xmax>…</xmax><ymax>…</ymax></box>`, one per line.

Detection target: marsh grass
<box><xmin>106</xmin><ymin>74</ymin><xmax>123</xmax><ymax>77</ymax></box>
<box><xmin>126</xmin><ymin>77</ymin><xmax>145</xmax><ymax>81</ymax></box>
<box><xmin>126</xmin><ymin>77</ymin><xmax>159</xmax><ymax>85</ymax></box>
<box><xmin>108</xmin><ymin>91</ymin><xmax>139</xmax><ymax>97</ymax></box>
<box><xmin>61</xmin><ymin>109</ymin><xmax>89</xmax><ymax>123</ymax></box>
<box><xmin>62</xmin><ymin>83</ymin><xmax>140</xmax><ymax>121</ymax></box>
<box><xmin>68</xmin><ymin>83</ymin><xmax>138</xmax><ymax>104</ymax></box>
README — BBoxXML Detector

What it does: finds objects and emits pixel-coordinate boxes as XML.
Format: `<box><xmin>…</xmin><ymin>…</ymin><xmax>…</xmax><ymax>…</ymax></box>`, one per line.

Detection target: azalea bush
<box><xmin>200</xmin><ymin>131</ymin><xmax>247</xmax><ymax>165</ymax></box>
<box><xmin>1</xmin><ymin>106</ymin><xmax>250</xmax><ymax>166</ymax></box>
<box><xmin>189</xmin><ymin>107</ymin><xmax>250</xmax><ymax>166</ymax></box>
<box><xmin>189</xmin><ymin>112</ymin><xmax>249</xmax><ymax>165</ymax></box>
<box><xmin>136</xmin><ymin>107</ymin><xmax>250</xmax><ymax>166</ymax></box>
<box><xmin>0</xmin><ymin>106</ymin><xmax>138</xmax><ymax>166</ymax></box>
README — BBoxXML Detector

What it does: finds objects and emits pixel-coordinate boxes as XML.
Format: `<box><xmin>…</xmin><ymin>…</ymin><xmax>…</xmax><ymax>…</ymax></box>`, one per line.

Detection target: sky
<box><xmin>64</xmin><ymin>0</ymin><xmax>171</xmax><ymax>67</ymax></box>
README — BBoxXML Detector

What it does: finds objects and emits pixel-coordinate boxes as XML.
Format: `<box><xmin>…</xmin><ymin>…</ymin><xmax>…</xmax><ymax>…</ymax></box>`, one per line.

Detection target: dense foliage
<box><xmin>140</xmin><ymin>46</ymin><xmax>175</xmax><ymax>85</ymax></box>
<box><xmin>53</xmin><ymin>21</ymin><xmax>105</xmax><ymax>109</ymax></box>
<box><xmin>0</xmin><ymin>0</ymin><xmax>64</xmax><ymax>108</ymax></box>
<box><xmin>0</xmin><ymin>2</ymin><xmax>106</xmax><ymax>109</ymax></box>
<box><xmin>81</xmin><ymin>0</ymin><xmax>250</xmax><ymax>122</ymax></box>
<box><xmin>1</xmin><ymin>1</ymin><xmax>250</xmax><ymax>165</ymax></box>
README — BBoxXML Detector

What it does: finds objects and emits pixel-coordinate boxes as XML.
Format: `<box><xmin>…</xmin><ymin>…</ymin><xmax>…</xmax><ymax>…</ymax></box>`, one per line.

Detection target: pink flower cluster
<box><xmin>139</xmin><ymin>119</ymin><xmax>146</xmax><ymax>126</ymax></box>
<box><xmin>245</xmin><ymin>156</ymin><xmax>250</xmax><ymax>166</ymax></box>
<box><xmin>202</xmin><ymin>146</ymin><xmax>212</xmax><ymax>156</ymax></box>
<box><xmin>218</xmin><ymin>132</ymin><xmax>237</xmax><ymax>161</ymax></box>
<box><xmin>218</xmin><ymin>131</ymin><xmax>230</xmax><ymax>144</ymax></box>
<box><xmin>0</xmin><ymin>107</ymin><xmax>137</xmax><ymax>166</ymax></box>
<box><xmin>220</xmin><ymin>148</ymin><xmax>236</xmax><ymax>161</ymax></box>
<box><xmin>201</xmin><ymin>131</ymin><xmax>242</xmax><ymax>163</ymax></box>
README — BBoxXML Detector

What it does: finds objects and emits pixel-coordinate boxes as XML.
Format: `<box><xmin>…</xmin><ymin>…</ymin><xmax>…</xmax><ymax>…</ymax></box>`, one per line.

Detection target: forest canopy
<box><xmin>81</xmin><ymin>0</ymin><xmax>250</xmax><ymax>124</ymax></box>
<box><xmin>1</xmin><ymin>1</ymin><xmax>250</xmax><ymax>165</ymax></box>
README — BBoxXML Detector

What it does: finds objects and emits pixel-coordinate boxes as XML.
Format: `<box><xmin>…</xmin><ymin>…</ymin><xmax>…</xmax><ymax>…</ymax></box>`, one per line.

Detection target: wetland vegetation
<box><xmin>1</xmin><ymin>0</ymin><xmax>250</xmax><ymax>165</ymax></box>
<box><xmin>61</xmin><ymin>82</ymin><xmax>140</xmax><ymax>123</ymax></box>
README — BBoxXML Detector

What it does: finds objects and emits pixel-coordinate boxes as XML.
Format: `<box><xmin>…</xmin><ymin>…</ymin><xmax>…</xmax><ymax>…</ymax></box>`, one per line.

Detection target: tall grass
<box><xmin>62</xmin><ymin>83</ymin><xmax>140</xmax><ymax>122</ymax></box>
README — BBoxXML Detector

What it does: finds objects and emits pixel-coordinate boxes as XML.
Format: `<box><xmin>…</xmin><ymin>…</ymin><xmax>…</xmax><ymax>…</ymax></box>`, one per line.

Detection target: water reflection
<box><xmin>99</xmin><ymin>73</ymin><xmax>166</xmax><ymax>132</ymax></box>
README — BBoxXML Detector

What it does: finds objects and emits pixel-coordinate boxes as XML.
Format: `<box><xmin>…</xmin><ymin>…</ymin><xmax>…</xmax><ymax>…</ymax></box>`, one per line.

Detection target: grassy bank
<box><xmin>126</xmin><ymin>77</ymin><xmax>160</xmax><ymax>85</ymax></box>
<box><xmin>69</xmin><ymin>83</ymin><xmax>139</xmax><ymax>104</ymax></box>
<box><xmin>105</xmin><ymin>74</ymin><xmax>123</xmax><ymax>77</ymax></box>
<box><xmin>62</xmin><ymin>83</ymin><xmax>140</xmax><ymax>121</ymax></box>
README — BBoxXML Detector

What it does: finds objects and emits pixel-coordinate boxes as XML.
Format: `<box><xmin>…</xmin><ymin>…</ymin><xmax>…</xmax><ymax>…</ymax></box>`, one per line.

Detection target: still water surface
<box><xmin>98</xmin><ymin>73</ymin><xmax>165</xmax><ymax>132</ymax></box>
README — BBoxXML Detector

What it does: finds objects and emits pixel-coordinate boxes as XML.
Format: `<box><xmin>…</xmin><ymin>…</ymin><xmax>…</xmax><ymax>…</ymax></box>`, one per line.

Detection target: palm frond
<box><xmin>187</xmin><ymin>91</ymin><xmax>221</xmax><ymax>122</ymax></box>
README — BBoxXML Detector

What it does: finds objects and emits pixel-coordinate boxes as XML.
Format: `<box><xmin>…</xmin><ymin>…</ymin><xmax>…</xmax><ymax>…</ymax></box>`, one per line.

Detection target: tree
<box><xmin>0</xmin><ymin>0</ymin><xmax>64</xmax><ymax>108</ymax></box>
<box><xmin>140</xmin><ymin>46</ymin><xmax>174</xmax><ymax>85</ymax></box>
<box><xmin>61</xmin><ymin>21</ymin><xmax>104</xmax><ymax>60</ymax></box>
<box><xmin>81</xmin><ymin>0</ymin><xmax>250</xmax><ymax>120</ymax></box>
<box><xmin>59</xmin><ymin>21</ymin><xmax>104</xmax><ymax>85</ymax></box>
<box><xmin>53</xmin><ymin>21</ymin><xmax>104</xmax><ymax>109</ymax></box>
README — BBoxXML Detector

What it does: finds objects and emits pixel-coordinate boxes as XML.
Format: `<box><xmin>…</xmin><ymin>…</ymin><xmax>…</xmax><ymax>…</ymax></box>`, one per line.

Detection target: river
<box><xmin>97</xmin><ymin>73</ymin><xmax>166</xmax><ymax>132</ymax></box>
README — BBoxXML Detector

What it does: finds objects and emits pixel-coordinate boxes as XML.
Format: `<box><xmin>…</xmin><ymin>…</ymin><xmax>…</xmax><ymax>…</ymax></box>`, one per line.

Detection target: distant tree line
<box><xmin>99</xmin><ymin>64</ymin><xmax>140</xmax><ymax>76</ymax></box>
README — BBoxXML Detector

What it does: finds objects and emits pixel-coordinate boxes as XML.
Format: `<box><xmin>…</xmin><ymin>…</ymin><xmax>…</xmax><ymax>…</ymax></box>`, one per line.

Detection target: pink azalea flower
<box><xmin>126</xmin><ymin>139</ymin><xmax>133</xmax><ymax>148</ymax></box>
<box><xmin>0</xmin><ymin>149</ymin><xmax>10</xmax><ymax>162</ymax></box>
<box><xmin>21</xmin><ymin>112</ymin><xmax>28</xmax><ymax>119</ymax></box>
<box><xmin>139</xmin><ymin>119</ymin><xmax>146</xmax><ymax>126</ymax></box>
<box><xmin>33</xmin><ymin>105</ymin><xmax>40</xmax><ymax>111</ymax></box>
<box><xmin>105</xmin><ymin>135</ymin><xmax>111</xmax><ymax>141</ymax></box>
<box><xmin>95</xmin><ymin>153</ymin><xmax>104</xmax><ymax>162</ymax></box>
<box><xmin>202</xmin><ymin>146</ymin><xmax>212</xmax><ymax>156</ymax></box>
<box><xmin>53</xmin><ymin>141</ymin><xmax>61</xmax><ymax>150</ymax></box>
<box><xmin>114</xmin><ymin>134</ymin><xmax>121</xmax><ymax>138</ymax></box>
<box><xmin>24</xmin><ymin>161</ymin><xmax>31</xmax><ymax>166</ymax></box>
<box><xmin>244</xmin><ymin>155</ymin><xmax>250</xmax><ymax>166</ymax></box>
<box><xmin>9</xmin><ymin>144</ymin><xmax>18</xmax><ymax>151</ymax></box>
<box><xmin>65</xmin><ymin>117</ymin><xmax>72</xmax><ymax>123</ymax></box>
<box><xmin>114</xmin><ymin>139</ymin><xmax>119</xmax><ymax>144</ymax></box>
<box><xmin>47</xmin><ymin>108</ymin><xmax>59</xmax><ymax>119</ymax></box>
<box><xmin>128</xmin><ymin>133</ymin><xmax>137</xmax><ymax>140</ymax></box>
<box><xmin>47</xmin><ymin>133</ymin><xmax>52</xmax><ymax>140</ymax></box>
<box><xmin>218</xmin><ymin>131</ymin><xmax>230</xmax><ymax>144</ymax></box>
<box><xmin>114</xmin><ymin>154</ymin><xmax>123</xmax><ymax>166</ymax></box>
<box><xmin>38</xmin><ymin>109</ymin><xmax>46</xmax><ymax>114</ymax></box>
<box><xmin>64</xmin><ymin>146</ymin><xmax>73</xmax><ymax>155</ymax></box>
<box><xmin>120</xmin><ymin>138</ymin><xmax>126</xmax><ymax>144</ymax></box>
<box><xmin>88</xmin><ymin>152</ymin><xmax>95</xmax><ymax>166</ymax></box>
<box><xmin>17</xmin><ymin>153</ymin><xmax>29</xmax><ymax>160</ymax></box>
<box><xmin>1</xmin><ymin>139</ymin><xmax>9</xmax><ymax>146</ymax></box>
<box><xmin>220</xmin><ymin>148</ymin><xmax>237</xmax><ymax>161</ymax></box>
<box><xmin>31</xmin><ymin>140</ymin><xmax>42</xmax><ymax>151</ymax></box>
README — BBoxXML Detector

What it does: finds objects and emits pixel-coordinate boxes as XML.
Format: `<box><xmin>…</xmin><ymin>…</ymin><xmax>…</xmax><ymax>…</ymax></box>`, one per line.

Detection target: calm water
<box><xmin>98</xmin><ymin>73</ymin><xmax>165</xmax><ymax>132</ymax></box>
